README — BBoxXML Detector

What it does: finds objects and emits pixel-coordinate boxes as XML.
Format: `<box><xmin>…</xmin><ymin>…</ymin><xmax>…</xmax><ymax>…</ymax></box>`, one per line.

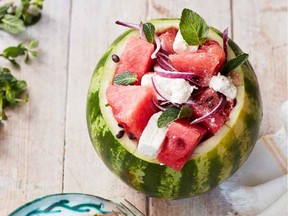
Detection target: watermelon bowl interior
<box><xmin>86</xmin><ymin>18</ymin><xmax>262</xmax><ymax>199</ymax></box>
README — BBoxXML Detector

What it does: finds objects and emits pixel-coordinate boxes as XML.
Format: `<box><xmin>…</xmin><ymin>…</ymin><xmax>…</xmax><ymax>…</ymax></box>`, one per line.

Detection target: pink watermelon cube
<box><xmin>157</xmin><ymin>120</ymin><xmax>206</xmax><ymax>171</ymax></box>
<box><xmin>115</xmin><ymin>36</ymin><xmax>155</xmax><ymax>84</ymax></box>
<box><xmin>159</xmin><ymin>28</ymin><xmax>178</xmax><ymax>54</ymax></box>
<box><xmin>191</xmin><ymin>88</ymin><xmax>228</xmax><ymax>134</ymax></box>
<box><xmin>169</xmin><ymin>40</ymin><xmax>225</xmax><ymax>86</ymax></box>
<box><xmin>106</xmin><ymin>85</ymin><xmax>158</xmax><ymax>139</ymax></box>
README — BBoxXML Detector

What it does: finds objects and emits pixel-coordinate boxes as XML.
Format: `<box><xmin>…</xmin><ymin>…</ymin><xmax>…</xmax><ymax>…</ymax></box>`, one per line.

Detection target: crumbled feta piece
<box><xmin>141</xmin><ymin>73</ymin><xmax>196</xmax><ymax>103</ymax></box>
<box><xmin>209</xmin><ymin>74</ymin><xmax>237</xmax><ymax>99</ymax></box>
<box><xmin>173</xmin><ymin>31</ymin><xmax>198</xmax><ymax>54</ymax></box>
<box><xmin>138</xmin><ymin>112</ymin><xmax>167</xmax><ymax>157</ymax></box>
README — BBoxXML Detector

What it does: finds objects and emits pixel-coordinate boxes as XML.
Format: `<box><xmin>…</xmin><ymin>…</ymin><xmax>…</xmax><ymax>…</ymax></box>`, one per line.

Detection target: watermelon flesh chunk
<box><xmin>106</xmin><ymin>85</ymin><xmax>158</xmax><ymax>139</ymax></box>
<box><xmin>169</xmin><ymin>40</ymin><xmax>225</xmax><ymax>86</ymax></box>
<box><xmin>159</xmin><ymin>28</ymin><xmax>178</xmax><ymax>54</ymax></box>
<box><xmin>115</xmin><ymin>36</ymin><xmax>155</xmax><ymax>83</ymax></box>
<box><xmin>191</xmin><ymin>88</ymin><xmax>228</xmax><ymax>134</ymax></box>
<box><xmin>157</xmin><ymin>120</ymin><xmax>207</xmax><ymax>171</ymax></box>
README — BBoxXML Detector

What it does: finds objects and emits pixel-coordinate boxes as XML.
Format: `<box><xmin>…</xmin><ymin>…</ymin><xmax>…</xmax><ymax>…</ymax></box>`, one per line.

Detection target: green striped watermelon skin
<box><xmin>87</xmin><ymin>19</ymin><xmax>262</xmax><ymax>199</ymax></box>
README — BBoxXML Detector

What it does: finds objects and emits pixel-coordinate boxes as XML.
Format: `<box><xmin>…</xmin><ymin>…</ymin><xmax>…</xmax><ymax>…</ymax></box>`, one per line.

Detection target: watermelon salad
<box><xmin>87</xmin><ymin>9</ymin><xmax>262</xmax><ymax>199</ymax></box>
<box><xmin>105</xmin><ymin>11</ymin><xmax>241</xmax><ymax>171</ymax></box>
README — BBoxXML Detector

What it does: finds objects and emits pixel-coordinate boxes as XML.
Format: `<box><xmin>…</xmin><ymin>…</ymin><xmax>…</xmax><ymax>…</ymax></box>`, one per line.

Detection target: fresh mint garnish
<box><xmin>157</xmin><ymin>105</ymin><xmax>193</xmax><ymax>128</ymax></box>
<box><xmin>0</xmin><ymin>0</ymin><xmax>44</xmax><ymax>34</ymax></box>
<box><xmin>177</xmin><ymin>105</ymin><xmax>193</xmax><ymax>119</ymax></box>
<box><xmin>0</xmin><ymin>67</ymin><xmax>28</xmax><ymax>122</ymax></box>
<box><xmin>157</xmin><ymin>106</ymin><xmax>180</xmax><ymax>128</ymax></box>
<box><xmin>180</xmin><ymin>8</ymin><xmax>209</xmax><ymax>46</ymax></box>
<box><xmin>143</xmin><ymin>22</ymin><xmax>155</xmax><ymax>43</ymax></box>
<box><xmin>0</xmin><ymin>40</ymin><xmax>39</xmax><ymax>67</ymax></box>
<box><xmin>221</xmin><ymin>53</ymin><xmax>249</xmax><ymax>75</ymax></box>
<box><xmin>113</xmin><ymin>72</ymin><xmax>137</xmax><ymax>85</ymax></box>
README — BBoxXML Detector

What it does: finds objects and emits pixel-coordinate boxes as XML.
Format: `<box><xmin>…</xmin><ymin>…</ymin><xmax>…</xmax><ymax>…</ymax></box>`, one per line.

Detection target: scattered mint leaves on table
<box><xmin>0</xmin><ymin>39</ymin><xmax>38</xmax><ymax>67</ymax></box>
<box><xmin>0</xmin><ymin>0</ymin><xmax>44</xmax><ymax>34</ymax></box>
<box><xmin>0</xmin><ymin>66</ymin><xmax>28</xmax><ymax>122</ymax></box>
<box><xmin>179</xmin><ymin>8</ymin><xmax>209</xmax><ymax>46</ymax></box>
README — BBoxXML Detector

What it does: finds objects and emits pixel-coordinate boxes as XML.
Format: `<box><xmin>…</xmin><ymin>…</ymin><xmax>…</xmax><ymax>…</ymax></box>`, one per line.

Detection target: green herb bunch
<box><xmin>0</xmin><ymin>66</ymin><xmax>28</xmax><ymax>122</ymax></box>
<box><xmin>0</xmin><ymin>0</ymin><xmax>44</xmax><ymax>34</ymax></box>
<box><xmin>0</xmin><ymin>39</ymin><xmax>38</xmax><ymax>123</ymax></box>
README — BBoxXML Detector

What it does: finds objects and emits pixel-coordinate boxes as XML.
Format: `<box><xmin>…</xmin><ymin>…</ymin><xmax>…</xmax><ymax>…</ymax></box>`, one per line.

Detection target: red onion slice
<box><xmin>152</xmin><ymin>98</ymin><xmax>167</xmax><ymax>111</ymax></box>
<box><xmin>223</xmin><ymin>28</ymin><xmax>229</xmax><ymax>62</ymax></box>
<box><xmin>151</xmin><ymin>34</ymin><xmax>161</xmax><ymax>59</ymax></box>
<box><xmin>115</xmin><ymin>21</ymin><xmax>140</xmax><ymax>30</ymax></box>
<box><xmin>190</xmin><ymin>95</ymin><xmax>225</xmax><ymax>124</ymax></box>
<box><xmin>157</xmin><ymin>55</ymin><xmax>176</xmax><ymax>71</ymax></box>
<box><xmin>139</xmin><ymin>22</ymin><xmax>145</xmax><ymax>40</ymax></box>
<box><xmin>151</xmin><ymin>77</ymin><xmax>170</xmax><ymax>101</ymax></box>
<box><xmin>154</xmin><ymin>65</ymin><xmax>199</xmax><ymax>80</ymax></box>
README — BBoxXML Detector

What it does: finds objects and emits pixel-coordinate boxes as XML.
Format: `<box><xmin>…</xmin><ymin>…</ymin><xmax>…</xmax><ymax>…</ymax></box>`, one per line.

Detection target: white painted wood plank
<box><xmin>146</xmin><ymin>0</ymin><xmax>233</xmax><ymax>215</ymax></box>
<box><xmin>64</xmin><ymin>0</ymin><xmax>148</xmax><ymax>213</ymax></box>
<box><xmin>233</xmin><ymin>0</ymin><xmax>287</xmax><ymax>135</ymax></box>
<box><xmin>0</xmin><ymin>0</ymin><xmax>71</xmax><ymax>215</ymax></box>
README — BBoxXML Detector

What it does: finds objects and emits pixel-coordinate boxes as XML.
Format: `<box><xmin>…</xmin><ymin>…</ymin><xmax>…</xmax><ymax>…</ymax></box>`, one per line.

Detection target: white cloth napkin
<box><xmin>220</xmin><ymin>101</ymin><xmax>288</xmax><ymax>216</ymax></box>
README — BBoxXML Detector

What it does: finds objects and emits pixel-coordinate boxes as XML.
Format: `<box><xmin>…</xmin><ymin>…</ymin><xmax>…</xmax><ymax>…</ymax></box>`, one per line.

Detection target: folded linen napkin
<box><xmin>220</xmin><ymin>101</ymin><xmax>288</xmax><ymax>216</ymax></box>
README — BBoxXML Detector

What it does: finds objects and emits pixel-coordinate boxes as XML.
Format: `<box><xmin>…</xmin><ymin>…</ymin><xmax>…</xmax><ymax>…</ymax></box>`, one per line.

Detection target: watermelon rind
<box><xmin>86</xmin><ymin>19</ymin><xmax>262</xmax><ymax>199</ymax></box>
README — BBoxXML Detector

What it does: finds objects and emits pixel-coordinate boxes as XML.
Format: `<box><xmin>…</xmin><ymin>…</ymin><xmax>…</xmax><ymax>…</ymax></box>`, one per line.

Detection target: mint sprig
<box><xmin>0</xmin><ymin>0</ymin><xmax>44</xmax><ymax>34</ymax></box>
<box><xmin>113</xmin><ymin>72</ymin><xmax>137</xmax><ymax>85</ymax></box>
<box><xmin>0</xmin><ymin>67</ymin><xmax>28</xmax><ymax>122</ymax></box>
<box><xmin>157</xmin><ymin>105</ymin><xmax>193</xmax><ymax>128</ymax></box>
<box><xmin>143</xmin><ymin>22</ymin><xmax>155</xmax><ymax>43</ymax></box>
<box><xmin>221</xmin><ymin>53</ymin><xmax>249</xmax><ymax>75</ymax></box>
<box><xmin>0</xmin><ymin>40</ymin><xmax>39</xmax><ymax>67</ymax></box>
<box><xmin>179</xmin><ymin>8</ymin><xmax>209</xmax><ymax>46</ymax></box>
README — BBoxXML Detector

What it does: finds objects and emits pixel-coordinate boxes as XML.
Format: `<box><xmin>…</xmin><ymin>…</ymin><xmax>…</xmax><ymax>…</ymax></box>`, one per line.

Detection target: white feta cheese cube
<box><xmin>173</xmin><ymin>31</ymin><xmax>199</xmax><ymax>54</ymax></box>
<box><xmin>137</xmin><ymin>112</ymin><xmax>167</xmax><ymax>157</ymax></box>
<box><xmin>209</xmin><ymin>74</ymin><xmax>237</xmax><ymax>99</ymax></box>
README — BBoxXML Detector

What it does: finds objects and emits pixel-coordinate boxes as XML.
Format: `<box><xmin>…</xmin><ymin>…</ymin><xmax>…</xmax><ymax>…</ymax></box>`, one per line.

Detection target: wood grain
<box><xmin>0</xmin><ymin>0</ymin><xmax>286</xmax><ymax>215</ymax></box>
<box><xmin>63</xmin><ymin>0</ymin><xmax>148</xmax><ymax>213</ymax></box>
<box><xmin>0</xmin><ymin>0</ymin><xmax>71</xmax><ymax>214</ymax></box>
<box><xmin>233</xmin><ymin>0</ymin><xmax>287</xmax><ymax>135</ymax></box>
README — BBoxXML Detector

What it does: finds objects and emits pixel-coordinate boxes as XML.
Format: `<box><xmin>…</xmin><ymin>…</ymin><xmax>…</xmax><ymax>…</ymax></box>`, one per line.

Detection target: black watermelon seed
<box><xmin>112</xmin><ymin>54</ymin><xmax>120</xmax><ymax>63</ymax></box>
<box><xmin>118</xmin><ymin>123</ymin><xmax>124</xmax><ymax>128</ymax></box>
<box><xmin>128</xmin><ymin>133</ymin><xmax>136</xmax><ymax>140</ymax></box>
<box><xmin>116</xmin><ymin>130</ymin><xmax>125</xmax><ymax>139</ymax></box>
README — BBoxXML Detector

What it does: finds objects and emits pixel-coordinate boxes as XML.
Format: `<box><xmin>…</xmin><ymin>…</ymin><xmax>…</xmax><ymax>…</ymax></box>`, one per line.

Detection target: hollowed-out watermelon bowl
<box><xmin>87</xmin><ymin>11</ymin><xmax>262</xmax><ymax>200</ymax></box>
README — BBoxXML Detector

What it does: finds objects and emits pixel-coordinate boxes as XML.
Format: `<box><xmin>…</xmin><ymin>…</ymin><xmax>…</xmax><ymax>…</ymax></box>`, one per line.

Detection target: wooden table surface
<box><xmin>0</xmin><ymin>0</ymin><xmax>287</xmax><ymax>215</ymax></box>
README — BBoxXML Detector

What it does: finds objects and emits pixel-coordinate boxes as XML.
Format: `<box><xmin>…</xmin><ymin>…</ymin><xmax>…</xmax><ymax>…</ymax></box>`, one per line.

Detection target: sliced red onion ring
<box><xmin>152</xmin><ymin>98</ymin><xmax>167</xmax><ymax>111</ymax></box>
<box><xmin>190</xmin><ymin>95</ymin><xmax>225</xmax><ymax>124</ymax></box>
<box><xmin>151</xmin><ymin>34</ymin><xmax>161</xmax><ymax>59</ymax></box>
<box><xmin>115</xmin><ymin>21</ymin><xmax>140</xmax><ymax>30</ymax></box>
<box><xmin>139</xmin><ymin>22</ymin><xmax>144</xmax><ymax>40</ymax></box>
<box><xmin>154</xmin><ymin>65</ymin><xmax>199</xmax><ymax>80</ymax></box>
<box><xmin>157</xmin><ymin>55</ymin><xmax>176</xmax><ymax>71</ymax></box>
<box><xmin>151</xmin><ymin>76</ymin><xmax>170</xmax><ymax>101</ymax></box>
<box><xmin>223</xmin><ymin>28</ymin><xmax>229</xmax><ymax>62</ymax></box>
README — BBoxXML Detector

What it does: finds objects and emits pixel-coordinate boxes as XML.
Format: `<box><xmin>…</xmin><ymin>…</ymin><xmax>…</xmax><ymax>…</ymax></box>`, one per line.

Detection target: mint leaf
<box><xmin>0</xmin><ymin>67</ymin><xmax>28</xmax><ymax>122</ymax></box>
<box><xmin>113</xmin><ymin>72</ymin><xmax>137</xmax><ymax>85</ymax></box>
<box><xmin>180</xmin><ymin>8</ymin><xmax>209</xmax><ymax>46</ymax></box>
<box><xmin>143</xmin><ymin>22</ymin><xmax>155</xmax><ymax>43</ymax></box>
<box><xmin>0</xmin><ymin>3</ymin><xmax>12</xmax><ymax>19</ymax></box>
<box><xmin>2</xmin><ymin>47</ymin><xmax>25</xmax><ymax>58</ymax></box>
<box><xmin>178</xmin><ymin>105</ymin><xmax>193</xmax><ymax>119</ymax></box>
<box><xmin>157</xmin><ymin>106</ymin><xmax>180</xmax><ymax>128</ymax></box>
<box><xmin>0</xmin><ymin>14</ymin><xmax>25</xmax><ymax>34</ymax></box>
<box><xmin>0</xmin><ymin>40</ymin><xmax>39</xmax><ymax>66</ymax></box>
<box><xmin>221</xmin><ymin>53</ymin><xmax>249</xmax><ymax>75</ymax></box>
